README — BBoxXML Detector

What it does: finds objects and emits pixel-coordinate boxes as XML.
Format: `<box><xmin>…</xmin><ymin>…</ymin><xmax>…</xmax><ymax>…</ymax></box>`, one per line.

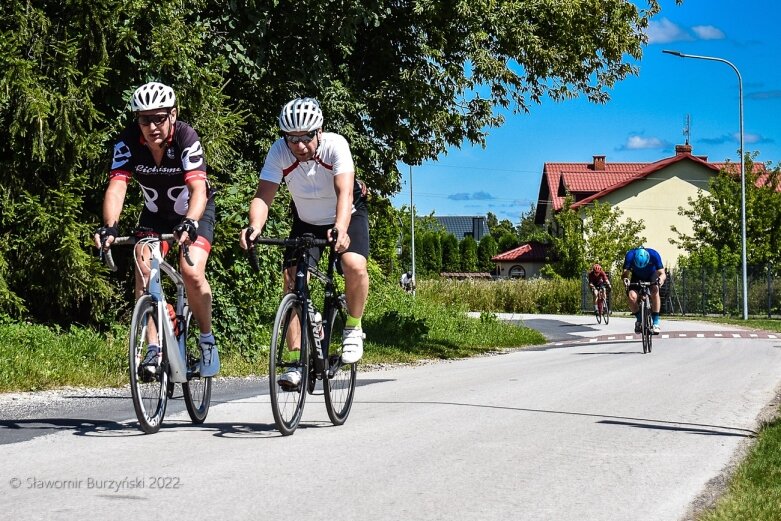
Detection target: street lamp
<box><xmin>663</xmin><ymin>49</ymin><xmax>748</xmax><ymax>320</ymax></box>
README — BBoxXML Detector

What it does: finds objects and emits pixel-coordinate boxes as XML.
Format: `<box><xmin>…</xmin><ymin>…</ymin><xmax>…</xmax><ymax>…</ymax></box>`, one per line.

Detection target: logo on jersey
<box><xmin>181</xmin><ymin>141</ymin><xmax>204</xmax><ymax>170</ymax></box>
<box><xmin>167</xmin><ymin>147</ymin><xmax>175</xmax><ymax>159</ymax></box>
<box><xmin>140</xmin><ymin>185</ymin><xmax>160</xmax><ymax>213</ymax></box>
<box><xmin>111</xmin><ymin>141</ymin><xmax>131</xmax><ymax>169</ymax></box>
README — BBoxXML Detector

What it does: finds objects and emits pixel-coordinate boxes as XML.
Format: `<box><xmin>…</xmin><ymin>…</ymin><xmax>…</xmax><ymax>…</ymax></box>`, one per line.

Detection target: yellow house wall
<box><xmin>592</xmin><ymin>161</ymin><xmax>714</xmax><ymax>268</ymax></box>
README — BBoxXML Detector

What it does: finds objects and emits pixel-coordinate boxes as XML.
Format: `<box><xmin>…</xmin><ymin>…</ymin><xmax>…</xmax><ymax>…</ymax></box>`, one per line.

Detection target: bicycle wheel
<box><xmin>269</xmin><ymin>293</ymin><xmax>309</xmax><ymax>436</ymax></box>
<box><xmin>182</xmin><ymin>309</ymin><xmax>212</xmax><ymax>424</ymax></box>
<box><xmin>324</xmin><ymin>300</ymin><xmax>357</xmax><ymax>425</ymax></box>
<box><xmin>640</xmin><ymin>300</ymin><xmax>649</xmax><ymax>354</ymax></box>
<box><xmin>128</xmin><ymin>295</ymin><xmax>169</xmax><ymax>434</ymax></box>
<box><xmin>645</xmin><ymin>303</ymin><xmax>654</xmax><ymax>353</ymax></box>
<box><xmin>603</xmin><ymin>299</ymin><xmax>610</xmax><ymax>325</ymax></box>
<box><xmin>595</xmin><ymin>301</ymin><xmax>602</xmax><ymax>324</ymax></box>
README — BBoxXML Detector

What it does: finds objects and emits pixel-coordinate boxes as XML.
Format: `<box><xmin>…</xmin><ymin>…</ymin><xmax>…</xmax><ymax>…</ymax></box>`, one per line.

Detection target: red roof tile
<box><xmin>492</xmin><ymin>242</ymin><xmax>550</xmax><ymax>262</ymax></box>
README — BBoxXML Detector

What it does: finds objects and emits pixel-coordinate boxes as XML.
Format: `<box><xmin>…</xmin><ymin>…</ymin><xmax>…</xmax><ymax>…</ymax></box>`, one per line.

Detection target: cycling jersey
<box><xmin>623</xmin><ymin>248</ymin><xmax>664</xmax><ymax>281</ymax></box>
<box><xmin>259</xmin><ymin>132</ymin><xmax>364</xmax><ymax>226</ymax></box>
<box><xmin>588</xmin><ymin>271</ymin><xmax>609</xmax><ymax>287</ymax></box>
<box><xmin>109</xmin><ymin>121</ymin><xmax>208</xmax><ymax>218</ymax></box>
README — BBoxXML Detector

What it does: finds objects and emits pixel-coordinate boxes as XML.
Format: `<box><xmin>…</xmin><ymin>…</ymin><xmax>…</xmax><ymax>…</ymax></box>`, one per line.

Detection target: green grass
<box><xmin>699</xmin><ymin>415</ymin><xmax>781</xmax><ymax>520</ymax></box>
<box><xmin>0</xmin><ymin>281</ymin><xmax>545</xmax><ymax>393</ymax></box>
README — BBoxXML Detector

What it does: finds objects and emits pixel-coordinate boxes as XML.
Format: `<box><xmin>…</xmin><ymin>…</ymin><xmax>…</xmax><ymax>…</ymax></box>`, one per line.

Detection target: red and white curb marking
<box><xmin>550</xmin><ymin>331</ymin><xmax>779</xmax><ymax>346</ymax></box>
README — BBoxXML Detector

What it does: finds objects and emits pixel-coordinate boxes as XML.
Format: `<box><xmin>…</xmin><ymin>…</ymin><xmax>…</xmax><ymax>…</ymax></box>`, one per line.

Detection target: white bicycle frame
<box><xmin>110</xmin><ymin>236</ymin><xmax>191</xmax><ymax>383</ymax></box>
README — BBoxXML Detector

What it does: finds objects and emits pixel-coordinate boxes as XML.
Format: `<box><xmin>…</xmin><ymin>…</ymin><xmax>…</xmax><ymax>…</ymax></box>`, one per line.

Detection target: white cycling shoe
<box><xmin>341</xmin><ymin>327</ymin><xmax>365</xmax><ymax>364</ymax></box>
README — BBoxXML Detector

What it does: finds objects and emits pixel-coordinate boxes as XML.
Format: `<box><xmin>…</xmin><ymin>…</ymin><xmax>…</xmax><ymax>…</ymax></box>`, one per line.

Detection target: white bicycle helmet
<box><xmin>278</xmin><ymin>97</ymin><xmax>323</xmax><ymax>132</ymax></box>
<box><xmin>131</xmin><ymin>82</ymin><xmax>176</xmax><ymax>112</ymax></box>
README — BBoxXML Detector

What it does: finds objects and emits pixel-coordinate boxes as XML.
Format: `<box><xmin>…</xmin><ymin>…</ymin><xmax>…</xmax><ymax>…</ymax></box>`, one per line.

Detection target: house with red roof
<box><xmin>533</xmin><ymin>143</ymin><xmax>748</xmax><ymax>267</ymax></box>
<box><xmin>491</xmin><ymin>242</ymin><xmax>552</xmax><ymax>279</ymax></box>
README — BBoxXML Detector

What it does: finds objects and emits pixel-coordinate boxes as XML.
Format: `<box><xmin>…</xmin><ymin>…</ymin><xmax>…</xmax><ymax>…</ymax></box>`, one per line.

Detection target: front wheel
<box><xmin>182</xmin><ymin>310</ymin><xmax>212</xmax><ymax>424</ymax></box>
<box><xmin>128</xmin><ymin>295</ymin><xmax>168</xmax><ymax>434</ymax></box>
<box><xmin>645</xmin><ymin>303</ymin><xmax>654</xmax><ymax>353</ymax></box>
<box><xmin>603</xmin><ymin>298</ymin><xmax>610</xmax><ymax>325</ymax></box>
<box><xmin>269</xmin><ymin>294</ymin><xmax>309</xmax><ymax>436</ymax></box>
<box><xmin>323</xmin><ymin>301</ymin><xmax>357</xmax><ymax>426</ymax></box>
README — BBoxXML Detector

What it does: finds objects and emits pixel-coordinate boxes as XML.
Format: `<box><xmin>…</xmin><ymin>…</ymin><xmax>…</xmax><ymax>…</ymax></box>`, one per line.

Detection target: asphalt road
<box><xmin>1</xmin><ymin>314</ymin><xmax>780</xmax><ymax>521</ymax></box>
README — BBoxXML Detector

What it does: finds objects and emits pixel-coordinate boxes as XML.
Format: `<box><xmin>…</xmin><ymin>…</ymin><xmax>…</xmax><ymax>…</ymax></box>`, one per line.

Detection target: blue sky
<box><xmin>391</xmin><ymin>0</ymin><xmax>781</xmax><ymax>221</ymax></box>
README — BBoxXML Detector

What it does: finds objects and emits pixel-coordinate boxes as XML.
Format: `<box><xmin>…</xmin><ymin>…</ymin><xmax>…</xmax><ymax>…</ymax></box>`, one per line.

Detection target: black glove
<box><xmin>174</xmin><ymin>218</ymin><xmax>198</xmax><ymax>242</ymax></box>
<box><xmin>96</xmin><ymin>225</ymin><xmax>118</xmax><ymax>244</ymax></box>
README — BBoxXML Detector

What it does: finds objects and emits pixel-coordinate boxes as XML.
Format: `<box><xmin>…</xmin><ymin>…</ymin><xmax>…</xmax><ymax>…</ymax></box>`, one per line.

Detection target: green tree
<box><xmin>459</xmin><ymin>236</ymin><xmax>479</xmax><ymax>272</ymax></box>
<box><xmin>440</xmin><ymin>233</ymin><xmax>460</xmax><ymax>272</ymax></box>
<box><xmin>582</xmin><ymin>200</ymin><xmax>646</xmax><ymax>276</ymax></box>
<box><xmin>518</xmin><ymin>205</ymin><xmax>549</xmax><ymax>244</ymax></box>
<box><xmin>546</xmin><ymin>197</ymin><xmax>645</xmax><ymax>278</ymax></box>
<box><xmin>0</xmin><ymin>0</ymin><xmax>685</xmax><ymax>332</ymax></box>
<box><xmin>672</xmin><ymin>153</ymin><xmax>781</xmax><ymax>271</ymax></box>
<box><xmin>477</xmin><ymin>235</ymin><xmax>498</xmax><ymax>273</ymax></box>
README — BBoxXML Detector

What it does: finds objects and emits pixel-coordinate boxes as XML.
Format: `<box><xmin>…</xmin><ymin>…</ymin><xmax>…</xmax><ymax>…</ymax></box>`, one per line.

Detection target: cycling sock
<box><xmin>652</xmin><ymin>313</ymin><xmax>660</xmax><ymax>324</ymax></box>
<box><xmin>199</xmin><ymin>332</ymin><xmax>215</xmax><ymax>344</ymax></box>
<box><xmin>346</xmin><ymin>315</ymin><xmax>362</xmax><ymax>328</ymax></box>
<box><xmin>634</xmin><ymin>312</ymin><xmax>641</xmax><ymax>321</ymax></box>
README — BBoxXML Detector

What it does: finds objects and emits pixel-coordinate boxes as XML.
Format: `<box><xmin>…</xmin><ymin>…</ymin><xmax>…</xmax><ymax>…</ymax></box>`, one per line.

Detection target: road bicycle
<box><xmin>248</xmin><ymin>232</ymin><xmax>356</xmax><ymax>436</ymax></box>
<box><xmin>594</xmin><ymin>284</ymin><xmax>610</xmax><ymax>324</ymax></box>
<box><xmin>629</xmin><ymin>281</ymin><xmax>658</xmax><ymax>354</ymax></box>
<box><xmin>103</xmin><ymin>233</ymin><xmax>211</xmax><ymax>433</ymax></box>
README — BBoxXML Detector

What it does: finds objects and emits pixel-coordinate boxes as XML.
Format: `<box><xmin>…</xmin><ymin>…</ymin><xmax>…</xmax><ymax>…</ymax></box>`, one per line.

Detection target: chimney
<box><xmin>675</xmin><ymin>143</ymin><xmax>692</xmax><ymax>155</ymax></box>
<box><xmin>592</xmin><ymin>155</ymin><xmax>606</xmax><ymax>171</ymax></box>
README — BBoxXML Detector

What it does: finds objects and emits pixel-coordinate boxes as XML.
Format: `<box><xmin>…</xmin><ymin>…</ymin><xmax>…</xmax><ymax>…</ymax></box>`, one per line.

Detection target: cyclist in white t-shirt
<box><xmin>240</xmin><ymin>97</ymin><xmax>369</xmax><ymax>387</ymax></box>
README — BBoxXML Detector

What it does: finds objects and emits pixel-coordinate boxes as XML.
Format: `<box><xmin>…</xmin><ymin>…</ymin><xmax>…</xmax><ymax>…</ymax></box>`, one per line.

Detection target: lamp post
<box><xmin>409</xmin><ymin>165</ymin><xmax>416</xmax><ymax>297</ymax></box>
<box><xmin>663</xmin><ymin>50</ymin><xmax>748</xmax><ymax>320</ymax></box>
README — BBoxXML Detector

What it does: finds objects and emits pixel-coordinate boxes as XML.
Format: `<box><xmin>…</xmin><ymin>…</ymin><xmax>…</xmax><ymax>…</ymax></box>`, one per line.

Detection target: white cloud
<box><xmin>625</xmin><ymin>136</ymin><xmax>667</xmax><ymax>150</ymax></box>
<box><xmin>647</xmin><ymin>18</ymin><xmax>692</xmax><ymax>44</ymax></box>
<box><xmin>692</xmin><ymin>25</ymin><xmax>725</xmax><ymax>40</ymax></box>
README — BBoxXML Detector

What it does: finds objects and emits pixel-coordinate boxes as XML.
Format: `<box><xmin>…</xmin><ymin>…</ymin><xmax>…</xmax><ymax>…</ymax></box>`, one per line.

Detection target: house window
<box><xmin>509</xmin><ymin>265</ymin><xmax>526</xmax><ymax>279</ymax></box>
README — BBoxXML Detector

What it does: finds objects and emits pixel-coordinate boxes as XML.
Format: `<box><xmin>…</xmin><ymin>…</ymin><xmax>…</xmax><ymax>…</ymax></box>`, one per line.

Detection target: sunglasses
<box><xmin>284</xmin><ymin>131</ymin><xmax>318</xmax><ymax>144</ymax></box>
<box><xmin>137</xmin><ymin>112</ymin><xmax>170</xmax><ymax>126</ymax></box>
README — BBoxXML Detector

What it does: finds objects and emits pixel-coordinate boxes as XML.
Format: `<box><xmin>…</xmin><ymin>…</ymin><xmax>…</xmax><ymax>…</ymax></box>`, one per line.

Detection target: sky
<box><xmin>390</xmin><ymin>0</ymin><xmax>781</xmax><ymax>222</ymax></box>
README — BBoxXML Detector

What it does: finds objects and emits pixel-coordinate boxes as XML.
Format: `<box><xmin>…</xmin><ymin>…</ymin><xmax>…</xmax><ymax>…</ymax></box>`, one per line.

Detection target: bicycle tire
<box><xmin>645</xmin><ymin>302</ymin><xmax>654</xmax><ymax>354</ymax></box>
<box><xmin>128</xmin><ymin>295</ymin><xmax>169</xmax><ymax>434</ymax></box>
<box><xmin>640</xmin><ymin>300</ymin><xmax>649</xmax><ymax>354</ymax></box>
<box><xmin>603</xmin><ymin>300</ymin><xmax>610</xmax><ymax>325</ymax></box>
<box><xmin>182</xmin><ymin>310</ymin><xmax>212</xmax><ymax>424</ymax></box>
<box><xmin>269</xmin><ymin>293</ymin><xmax>309</xmax><ymax>436</ymax></box>
<box><xmin>595</xmin><ymin>303</ymin><xmax>602</xmax><ymax>324</ymax></box>
<box><xmin>324</xmin><ymin>302</ymin><xmax>357</xmax><ymax>425</ymax></box>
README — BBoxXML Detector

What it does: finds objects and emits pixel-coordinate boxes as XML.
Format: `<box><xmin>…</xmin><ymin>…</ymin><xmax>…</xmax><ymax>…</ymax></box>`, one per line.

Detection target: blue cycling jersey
<box><xmin>623</xmin><ymin>248</ymin><xmax>664</xmax><ymax>281</ymax></box>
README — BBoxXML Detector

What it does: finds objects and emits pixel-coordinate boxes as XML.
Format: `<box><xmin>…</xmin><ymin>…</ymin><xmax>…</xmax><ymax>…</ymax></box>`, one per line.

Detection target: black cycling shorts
<box><xmin>137</xmin><ymin>196</ymin><xmax>216</xmax><ymax>252</ymax></box>
<box><xmin>283</xmin><ymin>205</ymin><xmax>370</xmax><ymax>269</ymax></box>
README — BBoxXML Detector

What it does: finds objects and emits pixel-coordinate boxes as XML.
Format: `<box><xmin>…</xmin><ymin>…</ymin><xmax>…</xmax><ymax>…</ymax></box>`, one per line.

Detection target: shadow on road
<box><xmin>359</xmin><ymin>400</ymin><xmax>757</xmax><ymax>438</ymax></box>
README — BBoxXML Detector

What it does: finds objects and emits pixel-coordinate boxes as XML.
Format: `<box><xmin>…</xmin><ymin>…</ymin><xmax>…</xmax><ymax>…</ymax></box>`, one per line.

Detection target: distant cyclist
<box><xmin>400</xmin><ymin>271</ymin><xmax>415</xmax><ymax>293</ymax></box>
<box><xmin>587</xmin><ymin>263</ymin><xmax>611</xmax><ymax>313</ymax></box>
<box><xmin>622</xmin><ymin>247</ymin><xmax>666</xmax><ymax>334</ymax></box>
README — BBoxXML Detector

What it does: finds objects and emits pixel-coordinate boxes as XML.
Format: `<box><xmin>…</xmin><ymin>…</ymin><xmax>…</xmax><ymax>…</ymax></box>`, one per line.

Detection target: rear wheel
<box><xmin>129</xmin><ymin>295</ymin><xmax>168</xmax><ymax>434</ymax></box>
<box><xmin>324</xmin><ymin>301</ymin><xmax>357</xmax><ymax>425</ymax></box>
<box><xmin>269</xmin><ymin>294</ymin><xmax>309</xmax><ymax>435</ymax></box>
<box><xmin>182</xmin><ymin>309</ymin><xmax>212</xmax><ymax>423</ymax></box>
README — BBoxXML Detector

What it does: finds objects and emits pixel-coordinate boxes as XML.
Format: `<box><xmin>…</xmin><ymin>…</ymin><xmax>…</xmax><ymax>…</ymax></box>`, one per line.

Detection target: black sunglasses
<box><xmin>137</xmin><ymin>112</ymin><xmax>171</xmax><ymax>126</ymax></box>
<box><xmin>284</xmin><ymin>131</ymin><xmax>318</xmax><ymax>144</ymax></box>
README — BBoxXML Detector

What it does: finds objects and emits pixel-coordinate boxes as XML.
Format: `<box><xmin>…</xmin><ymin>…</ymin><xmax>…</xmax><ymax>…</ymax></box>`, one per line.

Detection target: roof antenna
<box><xmin>683</xmin><ymin>114</ymin><xmax>691</xmax><ymax>145</ymax></box>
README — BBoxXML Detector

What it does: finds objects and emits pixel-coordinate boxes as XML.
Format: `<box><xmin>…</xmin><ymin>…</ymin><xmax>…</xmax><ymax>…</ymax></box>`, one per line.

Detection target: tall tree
<box><xmin>459</xmin><ymin>236</ymin><xmax>479</xmax><ymax>272</ymax></box>
<box><xmin>477</xmin><ymin>235</ymin><xmax>498</xmax><ymax>273</ymax></box>
<box><xmin>0</xmin><ymin>0</ymin><xmax>685</xmax><ymax>327</ymax></box>
<box><xmin>672</xmin><ymin>153</ymin><xmax>781</xmax><ymax>271</ymax></box>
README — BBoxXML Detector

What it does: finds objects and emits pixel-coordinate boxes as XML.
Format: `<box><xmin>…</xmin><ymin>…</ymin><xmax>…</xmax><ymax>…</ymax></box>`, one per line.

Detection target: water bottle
<box><xmin>167</xmin><ymin>303</ymin><xmax>179</xmax><ymax>337</ymax></box>
<box><xmin>313</xmin><ymin>311</ymin><xmax>324</xmax><ymax>340</ymax></box>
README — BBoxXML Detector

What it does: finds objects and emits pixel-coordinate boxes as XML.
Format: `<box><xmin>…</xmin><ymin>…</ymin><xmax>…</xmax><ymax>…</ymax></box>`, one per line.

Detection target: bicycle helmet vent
<box><xmin>131</xmin><ymin>82</ymin><xmax>176</xmax><ymax>112</ymax></box>
<box><xmin>633</xmin><ymin>248</ymin><xmax>650</xmax><ymax>269</ymax></box>
<box><xmin>279</xmin><ymin>97</ymin><xmax>324</xmax><ymax>132</ymax></box>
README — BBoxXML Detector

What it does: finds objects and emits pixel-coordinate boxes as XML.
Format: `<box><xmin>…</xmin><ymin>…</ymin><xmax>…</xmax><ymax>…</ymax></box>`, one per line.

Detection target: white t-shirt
<box><xmin>259</xmin><ymin>132</ymin><xmax>355</xmax><ymax>225</ymax></box>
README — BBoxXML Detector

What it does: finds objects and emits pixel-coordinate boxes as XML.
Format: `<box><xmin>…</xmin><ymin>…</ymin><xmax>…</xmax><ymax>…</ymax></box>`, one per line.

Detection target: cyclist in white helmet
<box><xmin>94</xmin><ymin>81</ymin><xmax>220</xmax><ymax>377</ymax></box>
<box><xmin>240</xmin><ymin>97</ymin><xmax>369</xmax><ymax>387</ymax></box>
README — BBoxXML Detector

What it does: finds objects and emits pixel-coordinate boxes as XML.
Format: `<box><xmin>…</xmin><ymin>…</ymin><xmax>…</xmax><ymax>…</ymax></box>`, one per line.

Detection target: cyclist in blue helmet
<box><xmin>622</xmin><ymin>246</ymin><xmax>666</xmax><ymax>334</ymax></box>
